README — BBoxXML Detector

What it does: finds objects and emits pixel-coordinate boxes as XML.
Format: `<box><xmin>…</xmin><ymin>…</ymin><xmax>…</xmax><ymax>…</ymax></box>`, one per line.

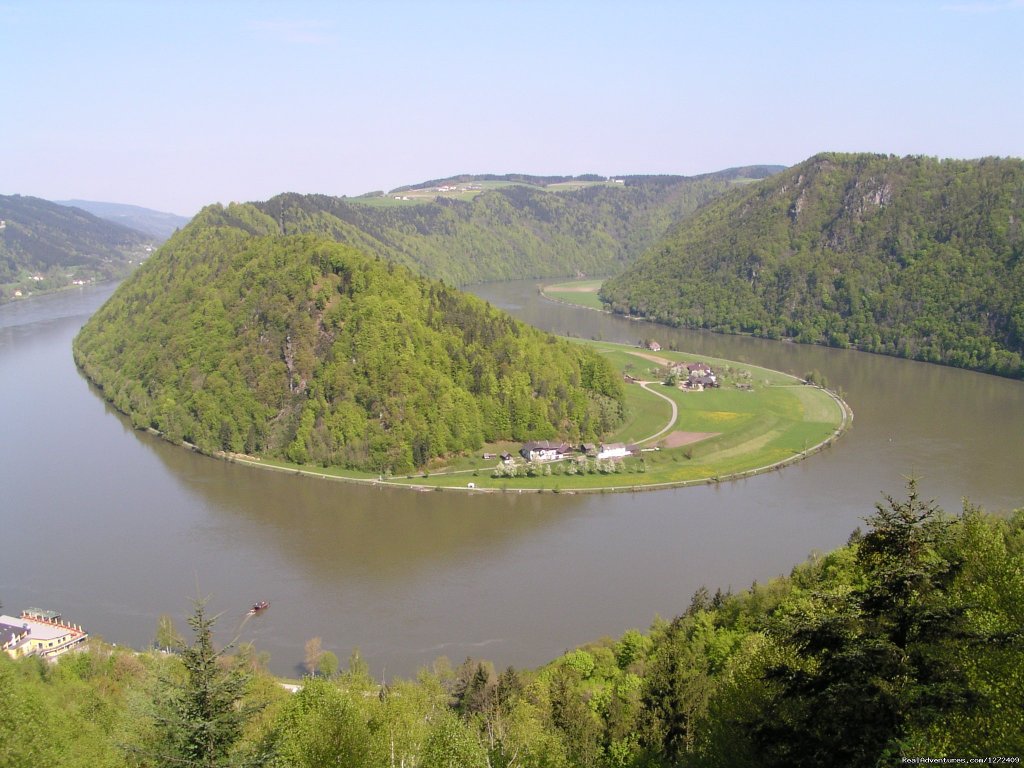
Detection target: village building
<box><xmin>597</xmin><ymin>442</ymin><xmax>631</xmax><ymax>460</ymax></box>
<box><xmin>671</xmin><ymin>361</ymin><xmax>718</xmax><ymax>390</ymax></box>
<box><xmin>519</xmin><ymin>440</ymin><xmax>572</xmax><ymax>462</ymax></box>
<box><xmin>0</xmin><ymin>608</ymin><xmax>88</xmax><ymax>660</ymax></box>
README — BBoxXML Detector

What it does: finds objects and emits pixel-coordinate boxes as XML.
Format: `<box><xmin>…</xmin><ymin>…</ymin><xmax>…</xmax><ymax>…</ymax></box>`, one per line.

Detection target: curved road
<box><xmin>635</xmin><ymin>381</ymin><xmax>679</xmax><ymax>444</ymax></box>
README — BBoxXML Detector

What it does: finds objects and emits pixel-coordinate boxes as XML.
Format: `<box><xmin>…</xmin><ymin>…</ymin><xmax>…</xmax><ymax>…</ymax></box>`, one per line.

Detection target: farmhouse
<box><xmin>0</xmin><ymin>608</ymin><xmax>88</xmax><ymax>660</ymax></box>
<box><xmin>671</xmin><ymin>361</ymin><xmax>718</xmax><ymax>389</ymax></box>
<box><xmin>597</xmin><ymin>442</ymin><xmax>631</xmax><ymax>460</ymax></box>
<box><xmin>520</xmin><ymin>440</ymin><xmax>572</xmax><ymax>462</ymax></box>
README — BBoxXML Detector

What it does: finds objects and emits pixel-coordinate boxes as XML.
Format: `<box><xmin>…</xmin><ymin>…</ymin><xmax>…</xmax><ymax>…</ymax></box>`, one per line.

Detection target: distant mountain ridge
<box><xmin>600</xmin><ymin>153</ymin><xmax>1024</xmax><ymax>378</ymax></box>
<box><xmin>53</xmin><ymin>199</ymin><xmax>191</xmax><ymax>241</ymax></box>
<box><xmin>240</xmin><ymin>165</ymin><xmax>784</xmax><ymax>286</ymax></box>
<box><xmin>0</xmin><ymin>194</ymin><xmax>152</xmax><ymax>301</ymax></box>
<box><xmin>389</xmin><ymin>167</ymin><xmax>783</xmax><ymax>194</ymax></box>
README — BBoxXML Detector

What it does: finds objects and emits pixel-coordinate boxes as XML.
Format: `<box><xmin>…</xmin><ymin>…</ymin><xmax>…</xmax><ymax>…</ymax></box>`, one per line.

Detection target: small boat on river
<box><xmin>247</xmin><ymin>600</ymin><xmax>269</xmax><ymax>616</ymax></box>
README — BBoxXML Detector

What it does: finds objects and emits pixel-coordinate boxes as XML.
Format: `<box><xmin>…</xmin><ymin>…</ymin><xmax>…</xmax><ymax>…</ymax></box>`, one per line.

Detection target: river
<box><xmin>1</xmin><ymin>281</ymin><xmax>1021</xmax><ymax>678</ymax></box>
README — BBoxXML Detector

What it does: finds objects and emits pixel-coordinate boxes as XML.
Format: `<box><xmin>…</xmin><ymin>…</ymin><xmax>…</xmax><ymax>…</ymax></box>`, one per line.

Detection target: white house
<box><xmin>597</xmin><ymin>442</ymin><xmax>630</xmax><ymax>460</ymax></box>
<box><xmin>520</xmin><ymin>440</ymin><xmax>571</xmax><ymax>462</ymax></box>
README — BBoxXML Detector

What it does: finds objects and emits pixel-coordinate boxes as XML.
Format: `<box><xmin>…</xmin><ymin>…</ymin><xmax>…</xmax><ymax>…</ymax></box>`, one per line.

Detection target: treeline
<box><xmin>600</xmin><ymin>153</ymin><xmax>1024</xmax><ymax>378</ymax></box>
<box><xmin>73</xmin><ymin>206</ymin><xmax>624</xmax><ymax>473</ymax></box>
<box><xmin>0</xmin><ymin>195</ymin><xmax>150</xmax><ymax>297</ymax></box>
<box><xmin>3</xmin><ymin>485</ymin><xmax>1021</xmax><ymax>766</ymax></box>
<box><xmin>250</xmin><ymin>167</ymin><xmax>779</xmax><ymax>287</ymax></box>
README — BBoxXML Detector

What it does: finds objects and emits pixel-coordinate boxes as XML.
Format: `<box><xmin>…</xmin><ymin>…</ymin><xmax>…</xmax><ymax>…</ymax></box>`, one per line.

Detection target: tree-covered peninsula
<box><xmin>73</xmin><ymin>204</ymin><xmax>626</xmax><ymax>473</ymax></box>
<box><xmin>600</xmin><ymin>153</ymin><xmax>1024</xmax><ymax>378</ymax></box>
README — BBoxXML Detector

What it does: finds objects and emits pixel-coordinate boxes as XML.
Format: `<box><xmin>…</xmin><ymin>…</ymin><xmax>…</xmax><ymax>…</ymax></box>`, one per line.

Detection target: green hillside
<box><xmin>600</xmin><ymin>153</ymin><xmax>1024</xmax><ymax>378</ymax></box>
<box><xmin>73</xmin><ymin>204</ymin><xmax>624</xmax><ymax>473</ymax></box>
<box><xmin>248</xmin><ymin>166</ymin><xmax>781</xmax><ymax>286</ymax></box>
<box><xmin>53</xmin><ymin>199</ymin><xmax>191</xmax><ymax>241</ymax></box>
<box><xmin>0</xmin><ymin>194</ymin><xmax>152</xmax><ymax>301</ymax></box>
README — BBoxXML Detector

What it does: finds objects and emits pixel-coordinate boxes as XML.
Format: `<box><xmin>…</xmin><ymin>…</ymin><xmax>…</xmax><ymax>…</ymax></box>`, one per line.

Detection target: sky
<box><xmin>2</xmin><ymin>0</ymin><xmax>1022</xmax><ymax>215</ymax></box>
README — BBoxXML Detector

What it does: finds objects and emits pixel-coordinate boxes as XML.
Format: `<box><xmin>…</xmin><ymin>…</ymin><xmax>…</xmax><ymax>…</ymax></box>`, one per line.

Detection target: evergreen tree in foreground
<box><xmin>147</xmin><ymin>598</ymin><xmax>265</xmax><ymax>767</ymax></box>
<box><xmin>752</xmin><ymin>481</ymin><xmax>979</xmax><ymax>767</ymax></box>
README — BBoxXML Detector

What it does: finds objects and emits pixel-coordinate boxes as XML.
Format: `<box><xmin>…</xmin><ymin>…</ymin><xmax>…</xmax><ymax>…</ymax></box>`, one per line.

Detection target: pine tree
<box><xmin>753</xmin><ymin>481</ymin><xmax>977</xmax><ymax>767</ymax></box>
<box><xmin>148</xmin><ymin>598</ymin><xmax>265</xmax><ymax>767</ymax></box>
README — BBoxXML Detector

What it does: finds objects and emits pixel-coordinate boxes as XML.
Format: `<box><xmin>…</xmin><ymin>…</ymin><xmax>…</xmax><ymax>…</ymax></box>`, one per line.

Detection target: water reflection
<box><xmin>148</xmin><ymin>440</ymin><xmax>588</xmax><ymax>586</ymax></box>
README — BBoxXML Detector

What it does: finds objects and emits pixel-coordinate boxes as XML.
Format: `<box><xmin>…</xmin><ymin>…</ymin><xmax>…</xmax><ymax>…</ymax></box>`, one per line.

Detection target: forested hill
<box><xmin>0</xmin><ymin>194</ymin><xmax>151</xmax><ymax>300</ymax></box>
<box><xmin>73</xmin><ymin>204</ymin><xmax>625</xmax><ymax>473</ymax></box>
<box><xmin>600</xmin><ymin>153</ymin><xmax>1024</xmax><ymax>378</ymax></box>
<box><xmin>245</xmin><ymin>166</ymin><xmax>781</xmax><ymax>286</ymax></box>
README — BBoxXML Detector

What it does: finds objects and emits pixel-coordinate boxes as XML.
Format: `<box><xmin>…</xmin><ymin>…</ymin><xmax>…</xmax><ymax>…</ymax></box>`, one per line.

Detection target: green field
<box><xmin>541</xmin><ymin>279</ymin><xmax>608</xmax><ymax>310</ymax></box>
<box><xmin>349</xmin><ymin>180</ymin><xmax>622</xmax><ymax>208</ymax></box>
<box><xmin>226</xmin><ymin>339</ymin><xmax>850</xmax><ymax>493</ymax></box>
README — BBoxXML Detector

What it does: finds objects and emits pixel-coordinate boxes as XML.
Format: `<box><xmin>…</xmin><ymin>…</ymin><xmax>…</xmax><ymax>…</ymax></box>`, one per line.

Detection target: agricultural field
<box><xmin>541</xmin><ymin>279</ymin><xmax>608</xmax><ymax>310</ymax></box>
<box><xmin>350</xmin><ymin>179</ymin><xmax>621</xmax><ymax>207</ymax></box>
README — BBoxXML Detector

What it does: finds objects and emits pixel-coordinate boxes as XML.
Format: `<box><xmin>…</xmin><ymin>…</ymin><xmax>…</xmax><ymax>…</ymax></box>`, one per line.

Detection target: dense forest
<box><xmin>246</xmin><ymin>167</ymin><xmax>781</xmax><ymax>286</ymax></box>
<box><xmin>600</xmin><ymin>154</ymin><xmax>1024</xmax><ymax>378</ymax></box>
<box><xmin>3</xmin><ymin>484</ymin><xmax>1021</xmax><ymax>766</ymax></box>
<box><xmin>0</xmin><ymin>195</ymin><xmax>151</xmax><ymax>301</ymax></box>
<box><xmin>73</xmin><ymin>204</ymin><xmax>624</xmax><ymax>473</ymax></box>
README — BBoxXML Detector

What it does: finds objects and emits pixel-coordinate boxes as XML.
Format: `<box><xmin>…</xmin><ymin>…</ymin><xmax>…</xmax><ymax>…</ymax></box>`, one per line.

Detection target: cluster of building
<box><xmin>671</xmin><ymin>361</ymin><xmax>719</xmax><ymax>391</ymax></box>
<box><xmin>483</xmin><ymin>440</ymin><xmax>637</xmax><ymax>464</ymax></box>
<box><xmin>1</xmin><ymin>608</ymin><xmax>88</xmax><ymax>660</ymax></box>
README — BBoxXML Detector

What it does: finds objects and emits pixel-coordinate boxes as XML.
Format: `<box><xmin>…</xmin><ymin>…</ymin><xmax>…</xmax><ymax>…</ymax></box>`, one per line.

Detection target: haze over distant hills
<box><xmin>53</xmin><ymin>199</ymin><xmax>191</xmax><ymax>241</ymax></box>
<box><xmin>600</xmin><ymin>153</ymin><xmax>1024</xmax><ymax>378</ymax></box>
<box><xmin>0</xmin><ymin>194</ymin><xmax>153</xmax><ymax>302</ymax></box>
<box><xmin>246</xmin><ymin>167</ymin><xmax>783</xmax><ymax>286</ymax></box>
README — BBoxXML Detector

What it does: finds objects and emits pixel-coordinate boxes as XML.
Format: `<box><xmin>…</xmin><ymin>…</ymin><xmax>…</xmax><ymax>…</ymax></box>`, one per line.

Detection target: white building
<box><xmin>0</xmin><ymin>609</ymin><xmax>88</xmax><ymax>660</ymax></box>
<box><xmin>597</xmin><ymin>442</ymin><xmax>630</xmax><ymax>460</ymax></box>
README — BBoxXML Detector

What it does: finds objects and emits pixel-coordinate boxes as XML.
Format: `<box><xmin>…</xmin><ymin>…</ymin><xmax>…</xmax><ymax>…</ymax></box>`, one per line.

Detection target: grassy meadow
<box><xmin>350</xmin><ymin>180</ymin><xmax>620</xmax><ymax>208</ymax></box>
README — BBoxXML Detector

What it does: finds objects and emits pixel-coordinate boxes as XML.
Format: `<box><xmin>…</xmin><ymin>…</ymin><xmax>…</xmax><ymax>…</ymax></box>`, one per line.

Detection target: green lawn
<box><xmin>348</xmin><ymin>180</ymin><xmax>546</xmax><ymax>207</ymax></box>
<box><xmin>541</xmin><ymin>279</ymin><xmax>607</xmax><ymax>310</ymax></box>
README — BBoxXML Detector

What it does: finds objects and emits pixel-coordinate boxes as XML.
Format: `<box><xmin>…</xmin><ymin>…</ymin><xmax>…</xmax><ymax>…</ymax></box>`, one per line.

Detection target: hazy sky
<box><xmin>2</xmin><ymin>0</ymin><xmax>1022</xmax><ymax>215</ymax></box>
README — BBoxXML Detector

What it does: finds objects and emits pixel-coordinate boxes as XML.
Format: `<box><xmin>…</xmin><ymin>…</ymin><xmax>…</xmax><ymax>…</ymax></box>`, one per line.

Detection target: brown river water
<box><xmin>1</xmin><ymin>280</ymin><xmax>1021</xmax><ymax>678</ymax></box>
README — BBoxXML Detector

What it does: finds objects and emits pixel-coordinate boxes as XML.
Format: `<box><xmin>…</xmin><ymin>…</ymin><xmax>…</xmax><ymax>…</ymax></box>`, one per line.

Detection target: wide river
<box><xmin>1</xmin><ymin>281</ymin><xmax>1022</xmax><ymax>678</ymax></box>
